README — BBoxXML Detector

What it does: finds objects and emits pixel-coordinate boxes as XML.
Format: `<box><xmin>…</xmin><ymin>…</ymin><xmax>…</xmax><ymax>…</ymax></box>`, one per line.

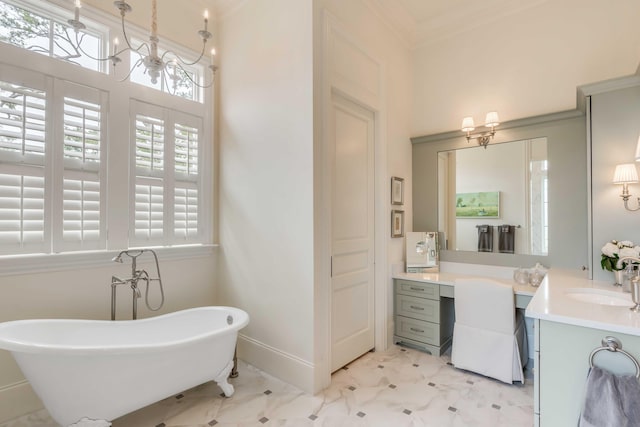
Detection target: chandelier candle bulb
<box><xmin>113</xmin><ymin>37</ymin><xmax>118</xmax><ymax>56</ymax></box>
<box><xmin>204</xmin><ymin>10</ymin><xmax>209</xmax><ymax>32</ymax></box>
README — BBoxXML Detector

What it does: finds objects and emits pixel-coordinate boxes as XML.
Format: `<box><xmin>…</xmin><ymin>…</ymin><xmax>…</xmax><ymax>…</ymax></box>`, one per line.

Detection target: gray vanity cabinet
<box><xmin>393</xmin><ymin>279</ymin><xmax>454</xmax><ymax>355</ymax></box>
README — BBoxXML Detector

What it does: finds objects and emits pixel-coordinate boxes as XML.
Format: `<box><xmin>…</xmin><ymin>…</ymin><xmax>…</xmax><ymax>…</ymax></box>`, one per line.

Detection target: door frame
<box><xmin>314</xmin><ymin>10</ymin><xmax>389</xmax><ymax>392</ymax></box>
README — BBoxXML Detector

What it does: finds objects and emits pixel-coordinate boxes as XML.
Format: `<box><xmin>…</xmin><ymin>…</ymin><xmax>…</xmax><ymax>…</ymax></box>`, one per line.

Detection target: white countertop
<box><xmin>395</xmin><ymin>267</ymin><xmax>640</xmax><ymax>337</ymax></box>
<box><xmin>393</xmin><ymin>271</ymin><xmax>537</xmax><ymax>296</ymax></box>
<box><xmin>525</xmin><ymin>269</ymin><xmax>640</xmax><ymax>337</ymax></box>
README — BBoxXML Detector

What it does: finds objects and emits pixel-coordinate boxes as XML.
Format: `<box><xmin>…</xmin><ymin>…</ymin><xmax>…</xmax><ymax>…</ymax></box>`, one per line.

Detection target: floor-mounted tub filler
<box><xmin>0</xmin><ymin>306</ymin><xmax>249</xmax><ymax>427</ymax></box>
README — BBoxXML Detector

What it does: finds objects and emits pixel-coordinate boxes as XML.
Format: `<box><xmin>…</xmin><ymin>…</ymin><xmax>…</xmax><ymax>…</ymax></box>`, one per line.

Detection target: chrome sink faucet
<box><xmin>616</xmin><ymin>256</ymin><xmax>640</xmax><ymax>270</ymax></box>
<box><xmin>616</xmin><ymin>257</ymin><xmax>640</xmax><ymax>312</ymax></box>
<box><xmin>111</xmin><ymin>249</ymin><xmax>164</xmax><ymax>320</ymax></box>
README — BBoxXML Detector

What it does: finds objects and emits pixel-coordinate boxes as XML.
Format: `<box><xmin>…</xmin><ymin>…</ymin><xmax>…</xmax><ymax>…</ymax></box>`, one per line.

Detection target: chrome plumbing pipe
<box><xmin>110</xmin><ymin>249</ymin><xmax>164</xmax><ymax>320</ymax></box>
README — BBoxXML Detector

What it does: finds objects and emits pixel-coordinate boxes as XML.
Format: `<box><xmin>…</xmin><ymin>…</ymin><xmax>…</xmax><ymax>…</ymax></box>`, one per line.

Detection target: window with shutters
<box><xmin>0</xmin><ymin>71</ymin><xmax>108</xmax><ymax>255</ymax></box>
<box><xmin>0</xmin><ymin>0</ymin><xmax>213</xmax><ymax>266</ymax></box>
<box><xmin>131</xmin><ymin>102</ymin><xmax>203</xmax><ymax>247</ymax></box>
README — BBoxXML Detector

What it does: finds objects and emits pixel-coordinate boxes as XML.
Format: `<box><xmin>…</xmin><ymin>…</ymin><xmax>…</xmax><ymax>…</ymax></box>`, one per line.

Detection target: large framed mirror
<box><xmin>412</xmin><ymin>111</ymin><xmax>588</xmax><ymax>270</ymax></box>
<box><xmin>437</xmin><ymin>137</ymin><xmax>547</xmax><ymax>255</ymax></box>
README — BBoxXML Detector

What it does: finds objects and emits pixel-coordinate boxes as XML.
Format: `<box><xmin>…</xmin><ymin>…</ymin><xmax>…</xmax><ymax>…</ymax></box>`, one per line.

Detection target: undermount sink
<box><xmin>564</xmin><ymin>288</ymin><xmax>632</xmax><ymax>307</ymax></box>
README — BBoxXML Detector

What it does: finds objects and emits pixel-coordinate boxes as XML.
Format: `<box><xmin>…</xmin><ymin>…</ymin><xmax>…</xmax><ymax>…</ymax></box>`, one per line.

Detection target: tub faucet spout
<box><xmin>110</xmin><ymin>249</ymin><xmax>165</xmax><ymax>320</ymax></box>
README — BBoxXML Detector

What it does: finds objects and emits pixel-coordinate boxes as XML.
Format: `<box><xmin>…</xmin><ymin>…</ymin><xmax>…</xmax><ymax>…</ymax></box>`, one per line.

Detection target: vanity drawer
<box><xmin>395</xmin><ymin>280</ymin><xmax>439</xmax><ymax>300</ymax></box>
<box><xmin>395</xmin><ymin>316</ymin><xmax>441</xmax><ymax>346</ymax></box>
<box><xmin>395</xmin><ymin>294</ymin><xmax>440</xmax><ymax>323</ymax></box>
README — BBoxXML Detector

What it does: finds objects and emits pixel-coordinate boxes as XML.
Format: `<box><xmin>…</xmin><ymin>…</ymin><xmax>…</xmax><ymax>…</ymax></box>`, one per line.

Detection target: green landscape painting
<box><xmin>455</xmin><ymin>191</ymin><xmax>500</xmax><ymax>218</ymax></box>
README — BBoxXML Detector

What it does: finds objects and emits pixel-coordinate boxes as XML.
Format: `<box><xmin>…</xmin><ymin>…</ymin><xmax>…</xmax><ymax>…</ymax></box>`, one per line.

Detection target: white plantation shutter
<box><xmin>62</xmin><ymin>174</ymin><xmax>101</xmax><ymax>243</ymax></box>
<box><xmin>0</xmin><ymin>81</ymin><xmax>47</xmax><ymax>158</ymax></box>
<box><xmin>174</xmin><ymin>185</ymin><xmax>198</xmax><ymax>239</ymax></box>
<box><xmin>174</xmin><ymin>122</ymin><xmax>198</xmax><ymax>175</ymax></box>
<box><xmin>54</xmin><ymin>82</ymin><xmax>106</xmax><ymax>252</ymax></box>
<box><xmin>0</xmin><ymin>72</ymin><xmax>49</xmax><ymax>254</ymax></box>
<box><xmin>135</xmin><ymin>114</ymin><xmax>165</xmax><ymax>172</ymax></box>
<box><xmin>174</xmin><ymin>118</ymin><xmax>201</xmax><ymax>241</ymax></box>
<box><xmin>135</xmin><ymin>179</ymin><xmax>164</xmax><ymax>240</ymax></box>
<box><xmin>0</xmin><ymin>168</ymin><xmax>46</xmax><ymax>254</ymax></box>
<box><xmin>131</xmin><ymin>101</ymin><xmax>166</xmax><ymax>245</ymax></box>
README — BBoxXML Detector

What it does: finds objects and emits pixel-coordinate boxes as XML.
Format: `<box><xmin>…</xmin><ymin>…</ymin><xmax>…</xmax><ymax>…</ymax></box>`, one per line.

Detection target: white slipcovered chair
<box><xmin>451</xmin><ymin>278</ymin><xmax>528</xmax><ymax>384</ymax></box>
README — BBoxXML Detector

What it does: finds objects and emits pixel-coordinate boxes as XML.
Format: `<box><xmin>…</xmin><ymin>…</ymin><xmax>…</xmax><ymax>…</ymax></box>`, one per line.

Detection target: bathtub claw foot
<box><xmin>214</xmin><ymin>360</ymin><xmax>236</xmax><ymax>397</ymax></box>
<box><xmin>68</xmin><ymin>417</ymin><xmax>112</xmax><ymax>427</ymax></box>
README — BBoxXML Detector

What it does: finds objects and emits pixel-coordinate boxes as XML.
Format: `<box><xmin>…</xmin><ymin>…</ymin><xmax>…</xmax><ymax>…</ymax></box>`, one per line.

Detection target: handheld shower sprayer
<box><xmin>110</xmin><ymin>249</ymin><xmax>165</xmax><ymax>320</ymax></box>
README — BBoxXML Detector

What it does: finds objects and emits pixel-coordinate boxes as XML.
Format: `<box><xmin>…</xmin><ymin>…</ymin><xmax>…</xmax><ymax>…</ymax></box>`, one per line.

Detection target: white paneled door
<box><xmin>330</xmin><ymin>93</ymin><xmax>375</xmax><ymax>372</ymax></box>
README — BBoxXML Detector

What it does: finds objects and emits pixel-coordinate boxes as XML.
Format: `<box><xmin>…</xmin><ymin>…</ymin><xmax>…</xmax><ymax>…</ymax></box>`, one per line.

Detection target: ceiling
<box><xmin>212</xmin><ymin>0</ymin><xmax>553</xmax><ymax>48</ymax></box>
<box><xmin>371</xmin><ymin>0</ymin><xmax>554</xmax><ymax>48</ymax></box>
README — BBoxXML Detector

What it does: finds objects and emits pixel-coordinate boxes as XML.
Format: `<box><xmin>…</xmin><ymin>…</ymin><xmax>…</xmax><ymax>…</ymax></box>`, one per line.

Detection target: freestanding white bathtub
<box><xmin>0</xmin><ymin>306</ymin><xmax>249</xmax><ymax>427</ymax></box>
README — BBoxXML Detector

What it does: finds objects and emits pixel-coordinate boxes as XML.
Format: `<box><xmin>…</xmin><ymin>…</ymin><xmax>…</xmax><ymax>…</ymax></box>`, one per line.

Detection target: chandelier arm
<box><xmin>162</xmin><ymin>42</ymin><xmax>206</xmax><ymax>68</ymax></box>
<box><xmin>119</xmin><ymin>13</ymin><xmax>135</xmax><ymax>51</ymax></box>
<box><xmin>71</xmin><ymin>31</ymin><xmax>112</xmax><ymax>62</ymax></box>
<box><xmin>117</xmin><ymin>57</ymin><xmax>144</xmax><ymax>83</ymax></box>
<box><xmin>175</xmin><ymin>62</ymin><xmax>213</xmax><ymax>89</ymax></box>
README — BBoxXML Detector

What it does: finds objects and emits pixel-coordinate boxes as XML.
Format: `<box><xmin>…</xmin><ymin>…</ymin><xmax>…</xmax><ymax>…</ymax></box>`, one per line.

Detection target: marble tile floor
<box><xmin>1</xmin><ymin>345</ymin><xmax>533</xmax><ymax>427</ymax></box>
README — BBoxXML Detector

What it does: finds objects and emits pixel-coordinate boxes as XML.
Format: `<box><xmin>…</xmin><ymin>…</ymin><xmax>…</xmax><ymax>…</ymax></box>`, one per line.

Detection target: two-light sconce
<box><xmin>613</xmin><ymin>135</ymin><xmax>640</xmax><ymax>211</ymax></box>
<box><xmin>461</xmin><ymin>111</ymin><xmax>500</xmax><ymax>149</ymax></box>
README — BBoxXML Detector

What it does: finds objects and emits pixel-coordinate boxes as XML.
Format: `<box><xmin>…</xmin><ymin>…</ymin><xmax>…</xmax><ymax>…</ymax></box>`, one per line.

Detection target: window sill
<box><xmin>0</xmin><ymin>244</ymin><xmax>218</xmax><ymax>277</ymax></box>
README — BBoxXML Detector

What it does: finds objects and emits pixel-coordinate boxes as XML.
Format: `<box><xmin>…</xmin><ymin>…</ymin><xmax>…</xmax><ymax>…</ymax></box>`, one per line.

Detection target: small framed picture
<box><xmin>455</xmin><ymin>191</ymin><xmax>501</xmax><ymax>218</ymax></box>
<box><xmin>391</xmin><ymin>210</ymin><xmax>404</xmax><ymax>238</ymax></box>
<box><xmin>391</xmin><ymin>176</ymin><xmax>404</xmax><ymax>205</ymax></box>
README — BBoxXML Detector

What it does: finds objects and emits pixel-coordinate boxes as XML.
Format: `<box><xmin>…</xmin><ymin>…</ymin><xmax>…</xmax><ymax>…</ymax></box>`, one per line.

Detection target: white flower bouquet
<box><xmin>601</xmin><ymin>240</ymin><xmax>640</xmax><ymax>271</ymax></box>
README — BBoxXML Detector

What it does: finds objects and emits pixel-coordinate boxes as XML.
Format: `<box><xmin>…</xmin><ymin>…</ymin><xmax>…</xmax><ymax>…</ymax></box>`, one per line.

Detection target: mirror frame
<box><xmin>411</xmin><ymin>110</ymin><xmax>588</xmax><ymax>269</ymax></box>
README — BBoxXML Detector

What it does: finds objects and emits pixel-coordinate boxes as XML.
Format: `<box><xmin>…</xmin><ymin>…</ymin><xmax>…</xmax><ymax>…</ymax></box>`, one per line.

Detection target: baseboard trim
<box><xmin>237</xmin><ymin>334</ymin><xmax>314</xmax><ymax>393</ymax></box>
<box><xmin>0</xmin><ymin>380</ymin><xmax>43</xmax><ymax>423</ymax></box>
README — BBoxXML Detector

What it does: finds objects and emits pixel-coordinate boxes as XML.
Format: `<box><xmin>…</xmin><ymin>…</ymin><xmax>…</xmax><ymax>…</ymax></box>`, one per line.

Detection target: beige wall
<box><xmin>411</xmin><ymin>0</ymin><xmax>640</xmax><ymax>136</ymax></box>
<box><xmin>216</xmin><ymin>0</ymin><xmax>316</xmax><ymax>391</ymax></box>
<box><xmin>216</xmin><ymin>0</ymin><xmax>413</xmax><ymax>393</ymax></box>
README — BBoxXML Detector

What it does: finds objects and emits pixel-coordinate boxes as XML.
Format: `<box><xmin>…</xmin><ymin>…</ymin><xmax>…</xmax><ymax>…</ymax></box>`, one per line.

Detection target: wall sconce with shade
<box><xmin>67</xmin><ymin>0</ymin><xmax>217</xmax><ymax>91</ymax></box>
<box><xmin>613</xmin><ymin>163</ymin><xmax>640</xmax><ymax>211</ymax></box>
<box><xmin>461</xmin><ymin>112</ymin><xmax>500</xmax><ymax>149</ymax></box>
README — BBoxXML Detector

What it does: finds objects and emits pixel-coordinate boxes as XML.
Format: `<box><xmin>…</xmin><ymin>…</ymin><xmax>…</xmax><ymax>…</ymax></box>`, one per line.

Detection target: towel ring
<box><xmin>588</xmin><ymin>336</ymin><xmax>640</xmax><ymax>379</ymax></box>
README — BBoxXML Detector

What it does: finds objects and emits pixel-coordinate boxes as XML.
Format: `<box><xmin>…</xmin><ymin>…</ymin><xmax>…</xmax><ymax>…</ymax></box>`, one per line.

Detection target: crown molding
<box><xmin>361</xmin><ymin>0</ymin><xmax>417</xmax><ymax>49</ymax></box>
<box><xmin>413</xmin><ymin>0</ymin><xmax>551</xmax><ymax>49</ymax></box>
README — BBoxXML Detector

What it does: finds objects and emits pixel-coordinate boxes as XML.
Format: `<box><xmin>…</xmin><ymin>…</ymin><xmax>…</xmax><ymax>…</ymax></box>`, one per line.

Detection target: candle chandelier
<box><xmin>67</xmin><ymin>0</ymin><xmax>218</xmax><ymax>91</ymax></box>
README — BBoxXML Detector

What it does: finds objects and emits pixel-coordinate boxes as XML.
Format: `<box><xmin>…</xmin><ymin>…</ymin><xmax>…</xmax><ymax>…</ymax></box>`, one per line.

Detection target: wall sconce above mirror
<box><xmin>612</xmin><ymin>133</ymin><xmax>640</xmax><ymax>212</ymax></box>
<box><xmin>461</xmin><ymin>111</ymin><xmax>500</xmax><ymax>149</ymax></box>
<box><xmin>613</xmin><ymin>163</ymin><xmax>640</xmax><ymax>211</ymax></box>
